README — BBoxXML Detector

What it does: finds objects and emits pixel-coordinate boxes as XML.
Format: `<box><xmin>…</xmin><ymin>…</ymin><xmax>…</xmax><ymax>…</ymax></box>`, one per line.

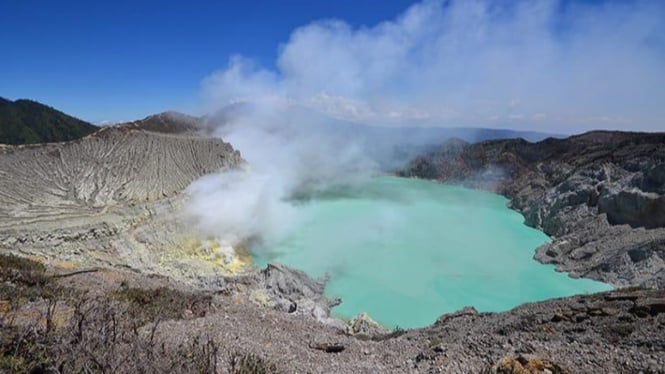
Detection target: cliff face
<box><xmin>400</xmin><ymin>131</ymin><xmax>665</xmax><ymax>288</ymax></box>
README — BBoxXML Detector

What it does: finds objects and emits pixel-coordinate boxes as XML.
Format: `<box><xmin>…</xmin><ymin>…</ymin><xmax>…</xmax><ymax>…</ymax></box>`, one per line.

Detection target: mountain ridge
<box><xmin>0</xmin><ymin>97</ymin><xmax>98</xmax><ymax>145</ymax></box>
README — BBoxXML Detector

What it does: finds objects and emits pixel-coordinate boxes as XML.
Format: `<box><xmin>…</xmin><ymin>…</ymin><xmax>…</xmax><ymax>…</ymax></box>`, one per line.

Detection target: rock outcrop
<box><xmin>221</xmin><ymin>263</ymin><xmax>343</xmax><ymax>326</ymax></box>
<box><xmin>400</xmin><ymin>131</ymin><xmax>665</xmax><ymax>288</ymax></box>
<box><xmin>409</xmin><ymin>288</ymin><xmax>665</xmax><ymax>373</ymax></box>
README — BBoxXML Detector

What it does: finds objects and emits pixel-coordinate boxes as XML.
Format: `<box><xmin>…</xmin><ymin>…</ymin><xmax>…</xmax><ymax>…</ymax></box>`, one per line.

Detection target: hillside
<box><xmin>0</xmin><ymin>97</ymin><xmax>98</xmax><ymax>144</ymax></box>
<box><xmin>400</xmin><ymin>131</ymin><xmax>665</xmax><ymax>288</ymax></box>
<box><xmin>0</xmin><ymin>116</ymin><xmax>243</xmax><ymax>285</ymax></box>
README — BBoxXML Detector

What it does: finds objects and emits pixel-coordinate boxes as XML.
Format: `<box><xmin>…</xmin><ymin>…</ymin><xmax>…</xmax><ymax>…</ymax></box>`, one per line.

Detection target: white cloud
<box><xmin>201</xmin><ymin>0</ymin><xmax>665</xmax><ymax>132</ymax></box>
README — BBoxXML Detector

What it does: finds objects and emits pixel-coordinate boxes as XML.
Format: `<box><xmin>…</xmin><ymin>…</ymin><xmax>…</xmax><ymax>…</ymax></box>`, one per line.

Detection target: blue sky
<box><xmin>1</xmin><ymin>0</ymin><xmax>664</xmax><ymax>131</ymax></box>
<box><xmin>0</xmin><ymin>0</ymin><xmax>417</xmax><ymax>123</ymax></box>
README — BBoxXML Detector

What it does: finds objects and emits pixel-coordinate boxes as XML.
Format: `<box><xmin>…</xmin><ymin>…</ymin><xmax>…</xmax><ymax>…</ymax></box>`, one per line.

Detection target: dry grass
<box><xmin>114</xmin><ymin>285</ymin><xmax>214</xmax><ymax>325</ymax></box>
<box><xmin>0</xmin><ymin>254</ymin><xmax>279</xmax><ymax>373</ymax></box>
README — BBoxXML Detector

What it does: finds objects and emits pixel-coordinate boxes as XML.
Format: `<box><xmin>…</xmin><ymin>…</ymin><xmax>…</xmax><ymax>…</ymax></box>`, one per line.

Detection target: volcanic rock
<box><xmin>400</xmin><ymin>131</ymin><xmax>665</xmax><ymax>288</ymax></box>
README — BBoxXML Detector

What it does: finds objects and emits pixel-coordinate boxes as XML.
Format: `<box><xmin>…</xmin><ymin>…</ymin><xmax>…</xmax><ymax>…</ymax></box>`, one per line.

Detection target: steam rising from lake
<box><xmin>203</xmin><ymin>0</ymin><xmax>665</xmax><ymax>133</ymax></box>
<box><xmin>186</xmin><ymin>0</ymin><xmax>665</xmax><ymax>259</ymax></box>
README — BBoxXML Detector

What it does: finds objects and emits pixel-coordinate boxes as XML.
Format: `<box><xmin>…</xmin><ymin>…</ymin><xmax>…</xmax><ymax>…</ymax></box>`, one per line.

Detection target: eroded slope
<box><xmin>0</xmin><ymin>116</ymin><xmax>243</xmax><ymax>280</ymax></box>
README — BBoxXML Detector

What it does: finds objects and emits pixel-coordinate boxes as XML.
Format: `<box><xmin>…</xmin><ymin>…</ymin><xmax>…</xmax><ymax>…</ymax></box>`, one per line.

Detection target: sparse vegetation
<box><xmin>370</xmin><ymin>325</ymin><xmax>408</xmax><ymax>341</ymax></box>
<box><xmin>485</xmin><ymin>355</ymin><xmax>569</xmax><ymax>374</ymax></box>
<box><xmin>114</xmin><ymin>285</ymin><xmax>214</xmax><ymax>325</ymax></box>
<box><xmin>427</xmin><ymin>336</ymin><xmax>443</xmax><ymax>349</ymax></box>
<box><xmin>0</xmin><ymin>254</ymin><xmax>278</xmax><ymax>373</ymax></box>
<box><xmin>227</xmin><ymin>351</ymin><xmax>279</xmax><ymax>374</ymax></box>
<box><xmin>0</xmin><ymin>254</ymin><xmax>58</xmax><ymax>310</ymax></box>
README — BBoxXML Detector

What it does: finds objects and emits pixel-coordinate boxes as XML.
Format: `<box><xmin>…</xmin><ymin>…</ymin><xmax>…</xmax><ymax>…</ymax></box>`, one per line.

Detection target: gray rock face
<box><xmin>410</xmin><ymin>288</ymin><xmax>665</xmax><ymax>373</ymax></box>
<box><xmin>0</xmin><ymin>117</ymin><xmax>244</xmax><ymax>283</ymax></box>
<box><xmin>598</xmin><ymin>189</ymin><xmax>665</xmax><ymax>228</ymax></box>
<box><xmin>225</xmin><ymin>263</ymin><xmax>342</xmax><ymax>325</ymax></box>
<box><xmin>400</xmin><ymin>131</ymin><xmax>665</xmax><ymax>288</ymax></box>
<box><xmin>348</xmin><ymin>312</ymin><xmax>388</xmax><ymax>336</ymax></box>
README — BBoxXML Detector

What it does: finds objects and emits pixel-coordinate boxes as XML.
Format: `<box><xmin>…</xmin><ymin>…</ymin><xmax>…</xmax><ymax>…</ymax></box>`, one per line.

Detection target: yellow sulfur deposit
<box><xmin>171</xmin><ymin>236</ymin><xmax>253</xmax><ymax>276</ymax></box>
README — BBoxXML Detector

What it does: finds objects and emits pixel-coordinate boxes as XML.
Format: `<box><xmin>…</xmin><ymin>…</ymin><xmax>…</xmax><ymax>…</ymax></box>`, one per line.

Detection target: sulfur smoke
<box><xmin>185</xmin><ymin>101</ymin><xmax>380</xmax><ymax>249</ymax></box>
<box><xmin>185</xmin><ymin>0</ymin><xmax>665</xmax><ymax>249</ymax></box>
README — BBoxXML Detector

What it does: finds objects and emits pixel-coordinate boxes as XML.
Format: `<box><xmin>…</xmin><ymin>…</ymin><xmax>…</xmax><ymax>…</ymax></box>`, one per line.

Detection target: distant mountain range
<box><xmin>0</xmin><ymin>97</ymin><xmax>98</xmax><ymax>145</ymax></box>
<box><xmin>206</xmin><ymin>102</ymin><xmax>564</xmax><ymax>144</ymax></box>
<box><xmin>0</xmin><ymin>97</ymin><xmax>563</xmax><ymax>148</ymax></box>
<box><xmin>205</xmin><ymin>102</ymin><xmax>566</xmax><ymax>170</ymax></box>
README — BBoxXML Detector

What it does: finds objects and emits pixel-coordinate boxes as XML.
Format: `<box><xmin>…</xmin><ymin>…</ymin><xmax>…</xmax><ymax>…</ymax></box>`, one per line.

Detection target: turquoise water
<box><xmin>255</xmin><ymin>176</ymin><xmax>611</xmax><ymax>328</ymax></box>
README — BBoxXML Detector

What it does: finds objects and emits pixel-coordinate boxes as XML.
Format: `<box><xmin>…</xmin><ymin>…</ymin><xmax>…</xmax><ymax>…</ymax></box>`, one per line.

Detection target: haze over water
<box><xmin>256</xmin><ymin>176</ymin><xmax>611</xmax><ymax>328</ymax></box>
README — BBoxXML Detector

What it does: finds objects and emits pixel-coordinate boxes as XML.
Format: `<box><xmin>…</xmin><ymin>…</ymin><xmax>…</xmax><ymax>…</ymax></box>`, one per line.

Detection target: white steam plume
<box><xmin>203</xmin><ymin>0</ymin><xmax>665</xmax><ymax>133</ymax></box>
<box><xmin>186</xmin><ymin>0</ymin><xmax>665</xmax><ymax>247</ymax></box>
<box><xmin>185</xmin><ymin>99</ymin><xmax>380</xmax><ymax>248</ymax></box>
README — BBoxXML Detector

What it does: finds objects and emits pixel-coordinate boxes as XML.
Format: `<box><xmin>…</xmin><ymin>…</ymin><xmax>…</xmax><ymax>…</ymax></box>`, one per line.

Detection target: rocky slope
<box><xmin>0</xmin><ymin>113</ymin><xmax>244</xmax><ymax>283</ymax></box>
<box><xmin>2</xmin><ymin>255</ymin><xmax>664</xmax><ymax>373</ymax></box>
<box><xmin>0</xmin><ymin>97</ymin><xmax>98</xmax><ymax>145</ymax></box>
<box><xmin>133</xmin><ymin>283</ymin><xmax>665</xmax><ymax>373</ymax></box>
<box><xmin>400</xmin><ymin>131</ymin><xmax>665</xmax><ymax>288</ymax></box>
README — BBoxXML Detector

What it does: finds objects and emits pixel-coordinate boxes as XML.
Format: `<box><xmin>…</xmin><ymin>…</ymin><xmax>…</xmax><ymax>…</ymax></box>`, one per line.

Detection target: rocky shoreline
<box><xmin>399</xmin><ymin>131</ymin><xmax>665</xmax><ymax>289</ymax></box>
